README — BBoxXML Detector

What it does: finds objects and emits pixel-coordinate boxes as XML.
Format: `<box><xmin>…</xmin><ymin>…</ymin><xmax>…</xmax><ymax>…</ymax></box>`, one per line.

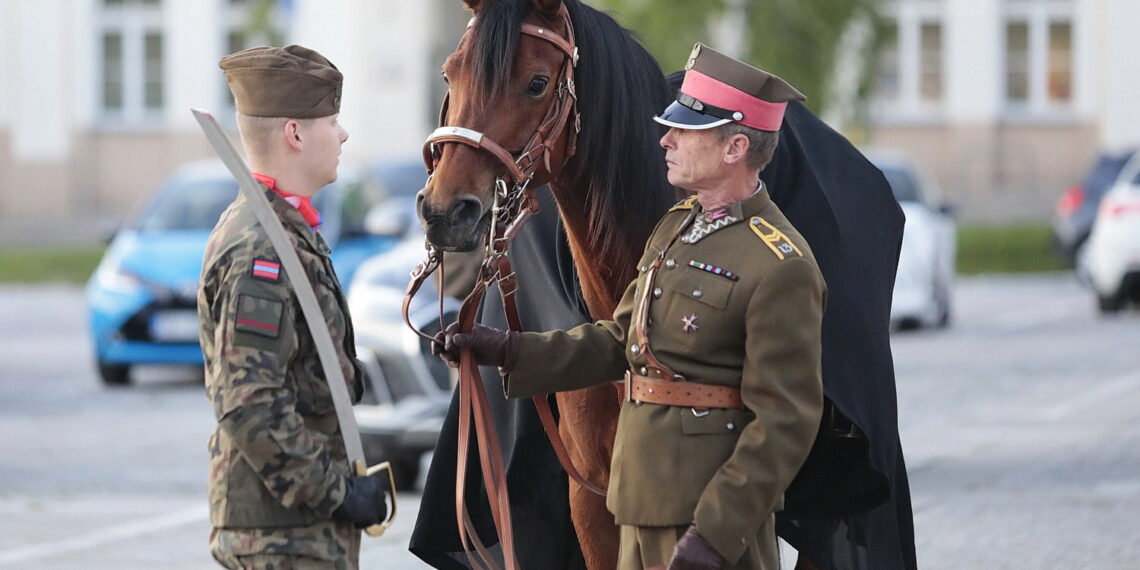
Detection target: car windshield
<box><xmin>135</xmin><ymin>177</ymin><xmax>237</xmax><ymax>232</ymax></box>
<box><xmin>880</xmin><ymin>165</ymin><xmax>922</xmax><ymax>204</ymax></box>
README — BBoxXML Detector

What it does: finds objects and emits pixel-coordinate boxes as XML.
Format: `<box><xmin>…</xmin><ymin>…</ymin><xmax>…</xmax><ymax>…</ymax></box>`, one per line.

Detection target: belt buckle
<box><xmin>623</xmin><ymin>370</ymin><xmax>632</xmax><ymax>402</ymax></box>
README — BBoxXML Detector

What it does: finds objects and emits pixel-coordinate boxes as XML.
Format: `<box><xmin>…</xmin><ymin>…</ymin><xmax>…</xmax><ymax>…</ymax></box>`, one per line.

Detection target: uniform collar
<box><xmin>248</xmin><ymin>174</ymin><xmax>330</xmax><ymax>255</ymax></box>
<box><xmin>253</xmin><ymin>173</ymin><xmax>323</xmax><ymax>230</ymax></box>
<box><xmin>679</xmin><ymin>182</ymin><xmax>771</xmax><ymax>245</ymax></box>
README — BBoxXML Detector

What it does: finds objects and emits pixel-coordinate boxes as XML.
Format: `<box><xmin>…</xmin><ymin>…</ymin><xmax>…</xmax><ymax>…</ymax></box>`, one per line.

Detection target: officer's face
<box><xmin>298</xmin><ymin>114</ymin><xmax>349</xmax><ymax>187</ymax></box>
<box><xmin>660</xmin><ymin>127</ymin><xmax>728</xmax><ymax>192</ymax></box>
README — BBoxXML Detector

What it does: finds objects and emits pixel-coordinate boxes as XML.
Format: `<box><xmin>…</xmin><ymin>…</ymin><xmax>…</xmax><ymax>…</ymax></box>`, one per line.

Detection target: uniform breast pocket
<box><xmin>668</xmin><ymin>272</ymin><xmax>733</xmax><ymax>310</ymax></box>
<box><xmin>655</xmin><ymin>272</ymin><xmax>736</xmax><ymax>353</ymax></box>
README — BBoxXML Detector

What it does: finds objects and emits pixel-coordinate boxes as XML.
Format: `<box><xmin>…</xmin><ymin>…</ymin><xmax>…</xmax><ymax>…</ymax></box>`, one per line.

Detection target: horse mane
<box><xmin>471</xmin><ymin>0</ymin><xmax>676</xmax><ymax>314</ymax></box>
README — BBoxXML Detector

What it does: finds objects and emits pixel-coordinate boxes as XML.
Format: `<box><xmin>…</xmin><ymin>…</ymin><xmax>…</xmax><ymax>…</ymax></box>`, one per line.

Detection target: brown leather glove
<box><xmin>432</xmin><ymin>322</ymin><xmax>519</xmax><ymax>369</ymax></box>
<box><xmin>666</xmin><ymin>526</ymin><xmax>723</xmax><ymax>570</ymax></box>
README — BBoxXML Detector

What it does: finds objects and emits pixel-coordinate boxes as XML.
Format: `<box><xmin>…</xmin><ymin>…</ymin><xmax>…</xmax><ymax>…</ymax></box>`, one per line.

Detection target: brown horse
<box><xmin>417</xmin><ymin>0</ymin><xmax>675</xmax><ymax>567</ymax></box>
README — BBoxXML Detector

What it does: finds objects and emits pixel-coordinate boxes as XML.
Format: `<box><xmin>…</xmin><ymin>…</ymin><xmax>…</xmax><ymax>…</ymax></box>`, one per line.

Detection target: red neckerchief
<box><xmin>252</xmin><ymin>173</ymin><xmax>322</xmax><ymax>230</ymax></box>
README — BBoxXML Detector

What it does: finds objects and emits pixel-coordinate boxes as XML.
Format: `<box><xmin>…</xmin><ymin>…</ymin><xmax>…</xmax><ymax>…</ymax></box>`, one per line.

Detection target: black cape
<box><xmin>410</xmin><ymin>102</ymin><xmax>917</xmax><ymax>569</ymax></box>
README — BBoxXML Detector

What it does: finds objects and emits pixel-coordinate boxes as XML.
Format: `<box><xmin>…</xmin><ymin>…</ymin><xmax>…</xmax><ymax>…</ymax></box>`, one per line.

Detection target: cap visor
<box><xmin>653</xmin><ymin>101</ymin><xmax>731</xmax><ymax>130</ymax></box>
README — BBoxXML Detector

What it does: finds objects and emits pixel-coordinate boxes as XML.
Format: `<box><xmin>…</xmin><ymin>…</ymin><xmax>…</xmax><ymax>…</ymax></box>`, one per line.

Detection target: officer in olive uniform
<box><xmin>198</xmin><ymin>45</ymin><xmax>387</xmax><ymax>570</ymax></box>
<box><xmin>440</xmin><ymin>44</ymin><xmax>825</xmax><ymax>569</ymax></box>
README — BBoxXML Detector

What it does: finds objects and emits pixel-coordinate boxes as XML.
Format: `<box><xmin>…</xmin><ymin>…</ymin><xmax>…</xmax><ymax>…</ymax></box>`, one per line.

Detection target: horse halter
<box><xmin>422</xmin><ymin>4</ymin><xmax>580</xmax><ymax>196</ymax></box>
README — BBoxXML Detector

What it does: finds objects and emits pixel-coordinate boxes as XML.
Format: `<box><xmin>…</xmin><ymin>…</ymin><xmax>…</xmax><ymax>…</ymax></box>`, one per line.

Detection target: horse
<box><xmin>414</xmin><ymin>0</ymin><xmax>916</xmax><ymax>568</ymax></box>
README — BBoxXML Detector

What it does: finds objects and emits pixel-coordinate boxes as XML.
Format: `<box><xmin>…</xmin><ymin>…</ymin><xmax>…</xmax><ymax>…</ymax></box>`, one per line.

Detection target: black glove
<box><xmin>331</xmin><ymin>475</ymin><xmax>387</xmax><ymax>528</ymax></box>
<box><xmin>432</xmin><ymin>323</ymin><xmax>519</xmax><ymax>369</ymax></box>
<box><xmin>666</xmin><ymin>526</ymin><xmax>723</xmax><ymax>570</ymax></box>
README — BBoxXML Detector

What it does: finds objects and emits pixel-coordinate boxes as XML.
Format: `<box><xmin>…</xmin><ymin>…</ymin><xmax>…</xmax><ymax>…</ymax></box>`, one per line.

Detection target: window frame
<box><xmin>96</xmin><ymin>0</ymin><xmax>165</xmax><ymax>128</ymax></box>
<box><xmin>1002</xmin><ymin>0</ymin><xmax>1076</xmax><ymax>118</ymax></box>
<box><xmin>873</xmin><ymin>0</ymin><xmax>947</xmax><ymax>122</ymax></box>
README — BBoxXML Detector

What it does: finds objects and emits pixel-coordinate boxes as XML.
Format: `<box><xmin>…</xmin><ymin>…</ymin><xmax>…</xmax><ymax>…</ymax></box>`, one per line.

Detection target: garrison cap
<box><xmin>655</xmin><ymin>43</ymin><xmax>805</xmax><ymax>132</ymax></box>
<box><xmin>220</xmin><ymin>45</ymin><xmax>342</xmax><ymax>119</ymax></box>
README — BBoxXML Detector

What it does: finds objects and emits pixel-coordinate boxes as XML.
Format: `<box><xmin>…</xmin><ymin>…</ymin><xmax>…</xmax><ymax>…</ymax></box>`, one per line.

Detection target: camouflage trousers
<box><xmin>210</xmin><ymin>523</ymin><xmax>361</xmax><ymax>570</ymax></box>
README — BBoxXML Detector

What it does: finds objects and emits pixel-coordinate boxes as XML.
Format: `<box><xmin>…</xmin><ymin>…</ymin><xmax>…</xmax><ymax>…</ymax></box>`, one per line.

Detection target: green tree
<box><xmin>592</xmin><ymin>0</ymin><xmax>883</xmax><ymax>117</ymax></box>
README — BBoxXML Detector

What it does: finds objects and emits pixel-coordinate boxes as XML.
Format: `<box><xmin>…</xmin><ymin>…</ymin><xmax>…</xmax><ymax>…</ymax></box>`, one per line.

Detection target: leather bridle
<box><xmin>422</xmin><ymin>6</ymin><xmax>580</xmax><ymax>190</ymax></box>
<box><xmin>404</xmin><ymin>6</ymin><xmax>601</xmax><ymax>570</ymax></box>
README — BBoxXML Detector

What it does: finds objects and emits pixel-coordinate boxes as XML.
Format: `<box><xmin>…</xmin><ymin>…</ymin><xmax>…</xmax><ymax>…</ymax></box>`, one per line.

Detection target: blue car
<box><xmin>86</xmin><ymin>160</ymin><xmax>399</xmax><ymax>386</ymax></box>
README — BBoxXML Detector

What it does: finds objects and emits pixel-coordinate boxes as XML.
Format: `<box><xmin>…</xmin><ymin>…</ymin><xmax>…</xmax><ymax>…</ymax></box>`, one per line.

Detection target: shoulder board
<box><xmin>668</xmin><ymin>195</ymin><xmax>699</xmax><ymax>212</ymax></box>
<box><xmin>749</xmin><ymin>216</ymin><xmax>803</xmax><ymax>260</ymax></box>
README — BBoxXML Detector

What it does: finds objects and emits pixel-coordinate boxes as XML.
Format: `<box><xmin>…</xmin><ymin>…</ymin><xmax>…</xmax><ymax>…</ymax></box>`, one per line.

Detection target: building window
<box><xmin>1004</xmin><ymin>1</ymin><xmax>1074</xmax><ymax>113</ymax></box>
<box><xmin>873</xmin><ymin>1</ymin><xmax>945</xmax><ymax>118</ymax></box>
<box><xmin>875</xmin><ymin>21</ymin><xmax>900</xmax><ymax>102</ymax></box>
<box><xmin>98</xmin><ymin>0</ymin><xmax>164</xmax><ymax>124</ymax></box>
<box><xmin>1005</xmin><ymin>21</ymin><xmax>1030</xmax><ymax>103</ymax></box>
<box><xmin>919</xmin><ymin>22</ymin><xmax>942</xmax><ymax>102</ymax></box>
<box><xmin>1048</xmin><ymin>21</ymin><xmax>1072</xmax><ymax>102</ymax></box>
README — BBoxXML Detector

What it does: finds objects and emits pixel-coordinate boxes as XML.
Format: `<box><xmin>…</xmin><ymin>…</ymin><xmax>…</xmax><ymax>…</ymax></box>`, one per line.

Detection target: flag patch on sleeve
<box><xmin>234</xmin><ymin>294</ymin><xmax>283</xmax><ymax>338</ymax></box>
<box><xmin>251</xmin><ymin>258</ymin><xmax>281</xmax><ymax>281</ymax></box>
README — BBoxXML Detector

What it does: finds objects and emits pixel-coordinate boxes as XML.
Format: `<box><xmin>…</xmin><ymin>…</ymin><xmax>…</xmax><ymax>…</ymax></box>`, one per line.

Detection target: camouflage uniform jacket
<box><xmin>198</xmin><ymin>186</ymin><xmax>363</xmax><ymax>533</ymax></box>
<box><xmin>506</xmin><ymin>187</ymin><xmax>825</xmax><ymax>566</ymax></box>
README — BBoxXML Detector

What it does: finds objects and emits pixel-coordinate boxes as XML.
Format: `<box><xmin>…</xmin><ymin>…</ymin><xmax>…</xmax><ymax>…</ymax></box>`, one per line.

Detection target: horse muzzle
<box><xmin>417</xmin><ymin>191</ymin><xmax>490</xmax><ymax>252</ymax></box>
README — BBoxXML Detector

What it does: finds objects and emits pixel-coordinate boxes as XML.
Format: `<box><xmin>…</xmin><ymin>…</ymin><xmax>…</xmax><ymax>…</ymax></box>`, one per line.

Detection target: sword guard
<box><xmin>355</xmin><ymin>459</ymin><xmax>398</xmax><ymax>537</ymax></box>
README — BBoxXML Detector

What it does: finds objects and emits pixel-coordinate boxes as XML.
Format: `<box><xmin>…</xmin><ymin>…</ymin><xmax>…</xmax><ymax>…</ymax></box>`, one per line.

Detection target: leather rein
<box><xmin>402</xmin><ymin>7</ymin><xmax>602</xmax><ymax>570</ymax></box>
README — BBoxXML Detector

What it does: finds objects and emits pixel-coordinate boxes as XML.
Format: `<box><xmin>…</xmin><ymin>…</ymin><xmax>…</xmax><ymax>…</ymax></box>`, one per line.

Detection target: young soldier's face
<box><xmin>660</xmin><ymin>127</ymin><xmax>728</xmax><ymax>192</ymax></box>
<box><xmin>299</xmin><ymin>114</ymin><xmax>349</xmax><ymax>187</ymax></box>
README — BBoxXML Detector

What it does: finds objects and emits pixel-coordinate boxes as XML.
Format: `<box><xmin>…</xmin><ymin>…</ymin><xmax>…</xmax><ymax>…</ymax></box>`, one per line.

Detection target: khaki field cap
<box><xmin>220</xmin><ymin>44</ymin><xmax>342</xmax><ymax>119</ymax></box>
<box><xmin>655</xmin><ymin>43</ymin><xmax>805</xmax><ymax>132</ymax></box>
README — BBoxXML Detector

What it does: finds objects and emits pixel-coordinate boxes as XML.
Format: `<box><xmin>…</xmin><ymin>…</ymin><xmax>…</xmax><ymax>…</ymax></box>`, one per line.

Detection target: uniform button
<box><xmin>692</xmin><ymin>289</ymin><xmax>703</xmax><ymax>298</ymax></box>
<box><xmin>665</xmin><ymin>259</ymin><xmax>676</xmax><ymax>269</ymax></box>
<box><xmin>640</xmin><ymin>265</ymin><xmax>647</xmax><ymax>272</ymax></box>
<box><xmin>653</xmin><ymin>287</ymin><xmax>662</xmax><ymax>298</ymax></box>
<box><xmin>631</xmin><ymin>345</ymin><xmax>641</xmax><ymax>355</ymax></box>
<box><xmin>639</xmin><ymin>367</ymin><xmax>648</xmax><ymax>376</ymax></box>
<box><xmin>726</xmin><ymin>422</ymin><xmax>735</xmax><ymax>431</ymax></box>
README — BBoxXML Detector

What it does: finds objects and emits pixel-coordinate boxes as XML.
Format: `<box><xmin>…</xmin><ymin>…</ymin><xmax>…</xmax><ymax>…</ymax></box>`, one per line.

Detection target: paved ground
<box><xmin>0</xmin><ymin>274</ymin><xmax>1137</xmax><ymax>568</ymax></box>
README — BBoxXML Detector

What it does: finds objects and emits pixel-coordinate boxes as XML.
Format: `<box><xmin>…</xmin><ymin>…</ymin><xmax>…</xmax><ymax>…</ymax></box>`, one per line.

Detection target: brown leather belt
<box><xmin>624</xmin><ymin>371</ymin><xmax>745</xmax><ymax>410</ymax></box>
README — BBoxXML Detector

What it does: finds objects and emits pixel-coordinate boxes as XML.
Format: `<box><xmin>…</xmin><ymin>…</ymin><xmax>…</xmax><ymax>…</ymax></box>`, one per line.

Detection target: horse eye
<box><xmin>525</xmin><ymin>77</ymin><xmax>548</xmax><ymax>96</ymax></box>
<box><xmin>441</xmin><ymin>70</ymin><xmax>449</xmax><ymax>85</ymax></box>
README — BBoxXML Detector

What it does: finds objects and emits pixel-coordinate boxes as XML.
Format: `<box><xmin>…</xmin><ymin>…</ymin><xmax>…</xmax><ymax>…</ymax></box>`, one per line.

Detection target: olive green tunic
<box><xmin>505</xmin><ymin>186</ymin><xmax>825</xmax><ymax>567</ymax></box>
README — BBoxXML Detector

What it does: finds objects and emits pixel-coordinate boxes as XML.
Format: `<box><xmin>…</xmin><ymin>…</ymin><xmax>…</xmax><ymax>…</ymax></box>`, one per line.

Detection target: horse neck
<box><xmin>548</xmin><ymin>181</ymin><xmax>641</xmax><ymax>320</ymax></box>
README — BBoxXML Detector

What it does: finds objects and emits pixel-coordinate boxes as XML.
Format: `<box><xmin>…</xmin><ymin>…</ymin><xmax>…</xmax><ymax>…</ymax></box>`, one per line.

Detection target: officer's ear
<box><xmin>722</xmin><ymin>132</ymin><xmax>750</xmax><ymax>166</ymax></box>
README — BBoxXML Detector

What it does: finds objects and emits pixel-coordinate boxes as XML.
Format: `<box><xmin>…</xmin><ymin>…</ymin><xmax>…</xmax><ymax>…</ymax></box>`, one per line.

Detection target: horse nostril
<box><xmin>450</xmin><ymin>197</ymin><xmax>484</xmax><ymax>227</ymax></box>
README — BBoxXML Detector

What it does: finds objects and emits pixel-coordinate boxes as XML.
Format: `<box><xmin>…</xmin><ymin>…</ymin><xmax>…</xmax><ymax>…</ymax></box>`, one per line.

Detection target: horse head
<box><xmin>418</xmin><ymin>0</ymin><xmax>579</xmax><ymax>252</ymax></box>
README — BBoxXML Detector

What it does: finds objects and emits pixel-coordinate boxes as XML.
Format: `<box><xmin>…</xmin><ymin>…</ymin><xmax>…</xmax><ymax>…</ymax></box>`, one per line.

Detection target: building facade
<box><xmin>867</xmin><ymin>0</ymin><xmax>1140</xmax><ymax>220</ymax></box>
<box><xmin>0</xmin><ymin>0</ymin><xmax>465</xmax><ymax>224</ymax></box>
<box><xmin>1</xmin><ymin>0</ymin><xmax>1137</xmax><ymax>226</ymax></box>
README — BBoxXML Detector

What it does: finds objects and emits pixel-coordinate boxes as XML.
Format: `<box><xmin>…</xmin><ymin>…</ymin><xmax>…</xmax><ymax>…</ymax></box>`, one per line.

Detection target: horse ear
<box><xmin>462</xmin><ymin>0</ymin><xmax>483</xmax><ymax>12</ymax></box>
<box><xmin>531</xmin><ymin>0</ymin><xmax>563</xmax><ymax>19</ymax></box>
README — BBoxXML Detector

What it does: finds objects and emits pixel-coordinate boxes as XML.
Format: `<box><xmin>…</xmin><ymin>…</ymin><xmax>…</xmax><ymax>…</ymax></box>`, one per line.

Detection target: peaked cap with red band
<box><xmin>655</xmin><ymin>43</ymin><xmax>805</xmax><ymax>132</ymax></box>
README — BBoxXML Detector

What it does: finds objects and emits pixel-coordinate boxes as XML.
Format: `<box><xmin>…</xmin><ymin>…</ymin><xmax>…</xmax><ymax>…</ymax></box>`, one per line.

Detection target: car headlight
<box><xmin>94</xmin><ymin>262</ymin><xmax>144</xmax><ymax>295</ymax></box>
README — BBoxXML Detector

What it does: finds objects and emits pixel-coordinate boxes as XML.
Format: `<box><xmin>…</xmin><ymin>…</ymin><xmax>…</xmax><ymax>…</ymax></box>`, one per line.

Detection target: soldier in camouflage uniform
<box><xmin>439</xmin><ymin>45</ymin><xmax>825</xmax><ymax>569</ymax></box>
<box><xmin>198</xmin><ymin>45</ymin><xmax>387</xmax><ymax>570</ymax></box>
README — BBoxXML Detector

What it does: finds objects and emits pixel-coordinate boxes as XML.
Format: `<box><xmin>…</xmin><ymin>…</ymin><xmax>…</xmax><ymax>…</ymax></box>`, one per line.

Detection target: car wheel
<box><xmin>934</xmin><ymin>279</ymin><xmax>952</xmax><ymax>328</ymax></box>
<box><xmin>1097</xmin><ymin>291</ymin><xmax>1125</xmax><ymax>314</ymax></box>
<box><xmin>98</xmin><ymin>362</ymin><xmax>131</xmax><ymax>386</ymax></box>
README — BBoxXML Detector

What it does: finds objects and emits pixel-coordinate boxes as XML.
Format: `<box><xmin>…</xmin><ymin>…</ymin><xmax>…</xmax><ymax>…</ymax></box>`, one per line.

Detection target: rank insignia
<box><xmin>251</xmin><ymin>258</ymin><xmax>281</xmax><ymax>281</ymax></box>
<box><xmin>688</xmin><ymin>260</ymin><xmax>739</xmax><ymax>281</ymax></box>
<box><xmin>749</xmin><ymin>217</ymin><xmax>803</xmax><ymax>260</ymax></box>
<box><xmin>681</xmin><ymin>313</ymin><xmax>699</xmax><ymax>333</ymax></box>
<box><xmin>234</xmin><ymin>294</ymin><xmax>283</xmax><ymax>338</ymax></box>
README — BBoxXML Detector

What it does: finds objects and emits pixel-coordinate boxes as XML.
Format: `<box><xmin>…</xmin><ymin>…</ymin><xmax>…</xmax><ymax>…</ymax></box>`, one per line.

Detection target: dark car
<box><xmin>1052</xmin><ymin>149</ymin><xmax>1138</xmax><ymax>266</ymax></box>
